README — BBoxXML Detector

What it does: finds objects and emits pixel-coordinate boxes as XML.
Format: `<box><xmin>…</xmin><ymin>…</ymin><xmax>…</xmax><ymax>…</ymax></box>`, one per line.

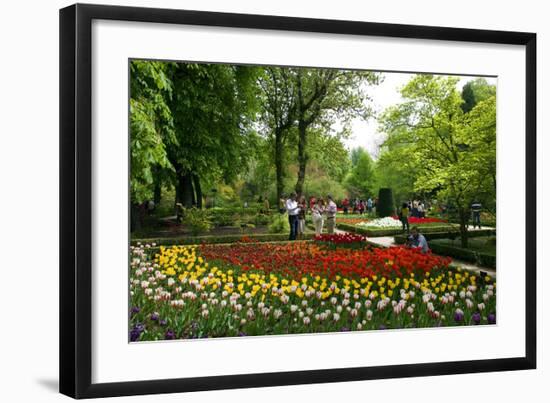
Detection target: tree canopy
<box><xmin>130</xmin><ymin>61</ymin><xmax>497</xmax><ymax>245</ymax></box>
<box><xmin>378</xmin><ymin>74</ymin><xmax>496</xmax><ymax>246</ymax></box>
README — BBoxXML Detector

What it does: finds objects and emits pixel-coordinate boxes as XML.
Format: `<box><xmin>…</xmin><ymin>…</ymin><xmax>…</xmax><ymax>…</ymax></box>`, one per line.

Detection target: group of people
<box><xmin>284</xmin><ymin>193</ymin><xmax>338</xmax><ymax>240</ymax></box>
<box><xmin>341</xmin><ymin>197</ymin><xmax>376</xmax><ymax>215</ymax></box>
<box><xmin>397</xmin><ymin>200</ymin><xmax>429</xmax><ymax>233</ymax></box>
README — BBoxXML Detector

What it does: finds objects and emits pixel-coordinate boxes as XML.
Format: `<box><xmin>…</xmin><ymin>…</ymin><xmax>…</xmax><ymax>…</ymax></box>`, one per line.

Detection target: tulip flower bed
<box><xmin>129</xmin><ymin>241</ymin><xmax>496</xmax><ymax>341</ymax></box>
<box><xmin>313</xmin><ymin>233</ymin><xmax>367</xmax><ymax>249</ymax></box>
<box><xmin>338</xmin><ymin>217</ymin><xmax>372</xmax><ymax>226</ymax></box>
<box><xmin>391</xmin><ymin>216</ymin><xmax>448</xmax><ymax>224</ymax></box>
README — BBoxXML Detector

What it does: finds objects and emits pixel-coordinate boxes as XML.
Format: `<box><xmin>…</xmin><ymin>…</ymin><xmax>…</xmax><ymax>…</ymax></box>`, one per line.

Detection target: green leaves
<box><xmin>345</xmin><ymin>147</ymin><xmax>376</xmax><ymax>198</ymax></box>
<box><xmin>377</xmin><ymin>74</ymin><xmax>496</xmax><ymax>216</ymax></box>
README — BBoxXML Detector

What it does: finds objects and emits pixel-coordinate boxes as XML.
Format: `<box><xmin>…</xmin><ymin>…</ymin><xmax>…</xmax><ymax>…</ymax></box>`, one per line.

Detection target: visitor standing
<box><xmin>367</xmin><ymin>197</ymin><xmax>373</xmax><ymax>214</ymax></box>
<box><xmin>342</xmin><ymin>197</ymin><xmax>350</xmax><ymax>215</ymax></box>
<box><xmin>297</xmin><ymin>196</ymin><xmax>307</xmax><ymax>240</ymax></box>
<box><xmin>399</xmin><ymin>202</ymin><xmax>410</xmax><ymax>233</ymax></box>
<box><xmin>412</xmin><ymin>200</ymin><xmax>419</xmax><ymax>218</ymax></box>
<box><xmin>326</xmin><ymin>195</ymin><xmax>337</xmax><ymax>234</ymax></box>
<box><xmin>471</xmin><ymin>200</ymin><xmax>482</xmax><ymax>229</ymax></box>
<box><xmin>312</xmin><ymin>198</ymin><xmax>325</xmax><ymax>236</ymax></box>
<box><xmin>285</xmin><ymin>192</ymin><xmax>300</xmax><ymax>240</ymax></box>
<box><xmin>358</xmin><ymin>200</ymin><xmax>365</xmax><ymax>215</ymax></box>
<box><xmin>417</xmin><ymin>202</ymin><xmax>425</xmax><ymax>218</ymax></box>
<box><xmin>309</xmin><ymin>196</ymin><xmax>316</xmax><ymax>210</ymax></box>
<box><xmin>408</xmin><ymin>226</ymin><xmax>429</xmax><ymax>253</ymax></box>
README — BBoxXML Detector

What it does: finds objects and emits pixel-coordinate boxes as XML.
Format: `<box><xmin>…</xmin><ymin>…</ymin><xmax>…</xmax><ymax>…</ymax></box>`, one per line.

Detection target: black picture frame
<box><xmin>59</xmin><ymin>3</ymin><xmax>537</xmax><ymax>399</ymax></box>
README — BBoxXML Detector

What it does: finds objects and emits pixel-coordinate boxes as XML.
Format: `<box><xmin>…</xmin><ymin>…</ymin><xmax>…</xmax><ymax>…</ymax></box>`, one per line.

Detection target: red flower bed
<box><xmin>392</xmin><ymin>216</ymin><xmax>447</xmax><ymax>224</ymax></box>
<box><xmin>314</xmin><ymin>233</ymin><xmax>366</xmax><ymax>244</ymax></box>
<box><xmin>200</xmin><ymin>242</ymin><xmax>451</xmax><ymax>280</ymax></box>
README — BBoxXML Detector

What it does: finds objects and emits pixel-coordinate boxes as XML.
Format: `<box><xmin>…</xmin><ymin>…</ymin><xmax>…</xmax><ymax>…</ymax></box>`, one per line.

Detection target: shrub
<box><xmin>131</xmin><ymin>232</ymin><xmax>315</xmax><ymax>246</ymax></box>
<box><xmin>180</xmin><ymin>207</ymin><xmax>212</xmax><ymax>236</ymax></box>
<box><xmin>255</xmin><ymin>213</ymin><xmax>270</xmax><ymax>226</ymax></box>
<box><xmin>394</xmin><ymin>229</ymin><xmax>496</xmax><ymax>244</ymax></box>
<box><xmin>268</xmin><ymin>213</ymin><xmax>290</xmax><ymax>234</ymax></box>
<box><xmin>377</xmin><ymin>188</ymin><xmax>395</xmax><ymax>217</ymax></box>
<box><xmin>428</xmin><ymin>242</ymin><xmax>496</xmax><ymax>269</ymax></box>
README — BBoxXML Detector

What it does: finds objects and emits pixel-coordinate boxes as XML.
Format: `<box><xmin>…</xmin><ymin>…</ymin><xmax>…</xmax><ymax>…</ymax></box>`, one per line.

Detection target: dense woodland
<box><xmin>130</xmin><ymin>60</ymin><xmax>496</xmax><ymax>246</ymax></box>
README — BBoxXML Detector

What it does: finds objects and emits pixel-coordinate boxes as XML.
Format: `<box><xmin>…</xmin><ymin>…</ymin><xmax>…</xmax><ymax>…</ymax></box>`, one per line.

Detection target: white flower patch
<box><xmin>357</xmin><ymin>217</ymin><xmax>402</xmax><ymax>228</ymax></box>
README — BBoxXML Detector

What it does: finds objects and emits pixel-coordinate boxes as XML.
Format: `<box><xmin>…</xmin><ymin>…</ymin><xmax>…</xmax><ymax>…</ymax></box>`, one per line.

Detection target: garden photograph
<box><xmin>129</xmin><ymin>59</ymin><xmax>497</xmax><ymax>342</ymax></box>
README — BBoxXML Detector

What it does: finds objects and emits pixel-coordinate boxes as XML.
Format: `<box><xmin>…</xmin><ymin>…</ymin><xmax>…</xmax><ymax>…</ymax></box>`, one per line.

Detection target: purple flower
<box><xmin>238</xmin><ymin>332</ymin><xmax>248</xmax><ymax>337</ymax></box>
<box><xmin>454</xmin><ymin>311</ymin><xmax>464</xmax><ymax>322</ymax></box>
<box><xmin>340</xmin><ymin>327</ymin><xmax>350</xmax><ymax>332</ymax></box>
<box><xmin>488</xmin><ymin>313</ymin><xmax>496</xmax><ymax>324</ymax></box>
<box><xmin>130</xmin><ymin>329</ymin><xmax>141</xmax><ymax>342</ymax></box>
<box><xmin>165</xmin><ymin>329</ymin><xmax>176</xmax><ymax>340</ymax></box>
<box><xmin>130</xmin><ymin>306</ymin><xmax>140</xmax><ymax>315</ymax></box>
<box><xmin>150</xmin><ymin>312</ymin><xmax>159</xmax><ymax>321</ymax></box>
<box><xmin>472</xmin><ymin>312</ymin><xmax>481</xmax><ymax>325</ymax></box>
<box><xmin>159</xmin><ymin>319</ymin><xmax>167</xmax><ymax>326</ymax></box>
<box><xmin>129</xmin><ymin>323</ymin><xmax>145</xmax><ymax>342</ymax></box>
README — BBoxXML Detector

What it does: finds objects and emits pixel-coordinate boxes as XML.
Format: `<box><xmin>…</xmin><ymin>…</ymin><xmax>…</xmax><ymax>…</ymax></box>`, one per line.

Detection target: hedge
<box><xmin>377</xmin><ymin>188</ymin><xmax>395</xmax><ymax>217</ymax></box>
<box><xmin>132</xmin><ymin>232</ymin><xmax>315</xmax><ymax>246</ymax></box>
<box><xmin>394</xmin><ymin>229</ymin><xmax>496</xmax><ymax>244</ymax></box>
<box><xmin>427</xmin><ymin>243</ymin><xmax>496</xmax><ymax>269</ymax></box>
<box><xmin>337</xmin><ymin>222</ymin><xmax>458</xmax><ymax>238</ymax></box>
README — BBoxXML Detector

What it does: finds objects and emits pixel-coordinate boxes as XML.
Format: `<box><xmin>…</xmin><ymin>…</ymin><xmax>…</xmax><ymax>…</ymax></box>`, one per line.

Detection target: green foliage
<box><xmin>168</xmin><ymin>64</ymin><xmax>260</xmax><ymax>182</ymax></box>
<box><xmin>268</xmin><ymin>214</ymin><xmax>290</xmax><ymax>233</ymax></box>
<box><xmin>179</xmin><ymin>207</ymin><xmax>212</xmax><ymax>236</ymax></box>
<box><xmin>378</xmin><ymin>74</ymin><xmax>497</xmax><ymax>246</ymax></box>
<box><xmin>338</xmin><ymin>222</ymin><xmax>458</xmax><ymax>237</ymax></box>
<box><xmin>345</xmin><ymin>147</ymin><xmax>376</xmax><ymax>199</ymax></box>
<box><xmin>305</xmin><ymin>130</ymin><xmax>351</xmax><ymax>182</ymax></box>
<box><xmin>129</xmin><ymin>61</ymin><xmax>175</xmax><ymax>203</ymax></box>
<box><xmin>131</xmin><ymin>232</ymin><xmax>315</xmax><ymax>247</ymax></box>
<box><xmin>394</xmin><ymin>229</ymin><xmax>496</xmax><ymax>244</ymax></box>
<box><xmin>377</xmin><ymin>188</ymin><xmax>395</xmax><ymax>217</ymax></box>
<box><xmin>429</xmin><ymin>240</ymin><xmax>496</xmax><ymax>268</ymax></box>
<box><xmin>461</xmin><ymin>78</ymin><xmax>496</xmax><ymax>113</ymax></box>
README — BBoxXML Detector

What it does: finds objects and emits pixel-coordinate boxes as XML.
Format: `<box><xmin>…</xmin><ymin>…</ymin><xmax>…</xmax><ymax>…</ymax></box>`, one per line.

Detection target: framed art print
<box><xmin>59</xmin><ymin>3</ymin><xmax>536</xmax><ymax>399</ymax></box>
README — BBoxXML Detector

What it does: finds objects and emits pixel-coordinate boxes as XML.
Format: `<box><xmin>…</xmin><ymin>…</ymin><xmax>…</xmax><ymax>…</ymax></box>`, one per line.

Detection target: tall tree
<box><xmin>168</xmin><ymin>63</ymin><xmax>260</xmax><ymax>207</ymax></box>
<box><xmin>461</xmin><ymin>78</ymin><xmax>496</xmax><ymax>113</ymax></box>
<box><xmin>257</xmin><ymin>68</ymin><xmax>298</xmax><ymax>201</ymax></box>
<box><xmin>380</xmin><ymin>75</ymin><xmax>496</xmax><ymax>247</ymax></box>
<box><xmin>293</xmin><ymin>69</ymin><xmax>379</xmax><ymax>196</ymax></box>
<box><xmin>345</xmin><ymin>147</ymin><xmax>376</xmax><ymax>199</ymax></box>
<box><xmin>129</xmin><ymin>60</ymin><xmax>176</xmax><ymax>229</ymax></box>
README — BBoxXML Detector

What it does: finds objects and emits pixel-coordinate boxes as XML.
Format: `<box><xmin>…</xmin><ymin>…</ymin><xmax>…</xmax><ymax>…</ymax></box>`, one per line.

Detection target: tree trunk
<box><xmin>130</xmin><ymin>203</ymin><xmax>143</xmax><ymax>232</ymax></box>
<box><xmin>177</xmin><ymin>173</ymin><xmax>194</xmax><ymax>208</ymax></box>
<box><xmin>153</xmin><ymin>180</ymin><xmax>161</xmax><ymax>207</ymax></box>
<box><xmin>295</xmin><ymin>121</ymin><xmax>308</xmax><ymax>197</ymax></box>
<box><xmin>458</xmin><ymin>207</ymin><xmax>469</xmax><ymax>248</ymax></box>
<box><xmin>275</xmin><ymin>130</ymin><xmax>285</xmax><ymax>202</ymax></box>
<box><xmin>191</xmin><ymin>180</ymin><xmax>197</xmax><ymax>207</ymax></box>
<box><xmin>192</xmin><ymin>174</ymin><xmax>202</xmax><ymax>208</ymax></box>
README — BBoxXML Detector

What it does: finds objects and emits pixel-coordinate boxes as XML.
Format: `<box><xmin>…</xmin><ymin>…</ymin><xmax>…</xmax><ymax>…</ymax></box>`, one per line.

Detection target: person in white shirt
<box><xmin>326</xmin><ymin>194</ymin><xmax>337</xmax><ymax>234</ymax></box>
<box><xmin>312</xmin><ymin>198</ymin><xmax>325</xmax><ymax>236</ymax></box>
<box><xmin>417</xmin><ymin>202</ymin><xmax>424</xmax><ymax>218</ymax></box>
<box><xmin>285</xmin><ymin>192</ymin><xmax>300</xmax><ymax>240</ymax></box>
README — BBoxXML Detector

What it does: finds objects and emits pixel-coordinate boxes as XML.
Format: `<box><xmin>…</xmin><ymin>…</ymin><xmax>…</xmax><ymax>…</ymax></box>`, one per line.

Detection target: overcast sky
<box><xmin>342</xmin><ymin>72</ymin><xmax>497</xmax><ymax>159</ymax></box>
